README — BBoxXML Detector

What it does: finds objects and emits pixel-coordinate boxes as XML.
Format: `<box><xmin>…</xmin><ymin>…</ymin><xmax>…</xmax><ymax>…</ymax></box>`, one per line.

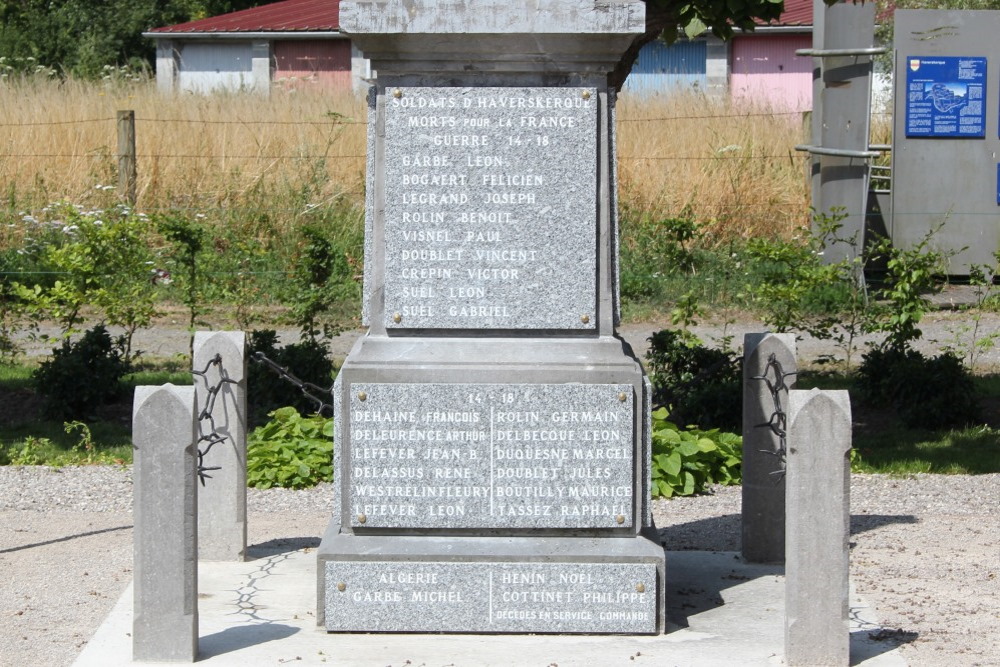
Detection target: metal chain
<box><xmin>250</xmin><ymin>351</ymin><xmax>334</xmax><ymax>417</ymax></box>
<box><xmin>191</xmin><ymin>353</ymin><xmax>239</xmax><ymax>485</ymax></box>
<box><xmin>751</xmin><ymin>352</ymin><xmax>796</xmax><ymax>481</ymax></box>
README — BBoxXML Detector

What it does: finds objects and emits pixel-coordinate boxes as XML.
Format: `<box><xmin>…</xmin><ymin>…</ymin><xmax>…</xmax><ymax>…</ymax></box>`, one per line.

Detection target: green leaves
<box><xmin>247</xmin><ymin>408</ymin><xmax>334</xmax><ymax>489</ymax></box>
<box><xmin>650</xmin><ymin>406</ymin><xmax>741</xmax><ymax>498</ymax></box>
<box><xmin>14</xmin><ymin>203</ymin><xmax>158</xmax><ymax>361</ymax></box>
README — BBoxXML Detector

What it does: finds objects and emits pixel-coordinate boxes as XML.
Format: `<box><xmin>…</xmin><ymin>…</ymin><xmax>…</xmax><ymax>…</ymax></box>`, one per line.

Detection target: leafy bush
<box><xmin>13</xmin><ymin>203</ymin><xmax>158</xmax><ymax>361</ymax></box>
<box><xmin>33</xmin><ymin>324</ymin><xmax>131</xmax><ymax>421</ymax></box>
<box><xmin>247</xmin><ymin>407</ymin><xmax>333</xmax><ymax>489</ymax></box>
<box><xmin>741</xmin><ymin>228</ymin><xmax>846</xmax><ymax>339</ymax></box>
<box><xmin>247</xmin><ymin>329</ymin><xmax>335</xmax><ymax>427</ymax></box>
<box><xmin>620</xmin><ymin>213</ymin><xmax>703</xmax><ymax>300</ymax></box>
<box><xmin>856</xmin><ymin>346</ymin><xmax>979</xmax><ymax>429</ymax></box>
<box><xmin>0</xmin><ymin>437</ymin><xmax>49</xmax><ymax>465</ymax></box>
<box><xmin>156</xmin><ymin>213</ymin><xmax>207</xmax><ymax>354</ymax></box>
<box><xmin>283</xmin><ymin>222</ymin><xmax>357</xmax><ymax>343</ymax></box>
<box><xmin>650</xmin><ymin>407</ymin><xmax>741</xmax><ymax>498</ymax></box>
<box><xmin>645</xmin><ymin>329</ymin><xmax>742</xmax><ymax>431</ymax></box>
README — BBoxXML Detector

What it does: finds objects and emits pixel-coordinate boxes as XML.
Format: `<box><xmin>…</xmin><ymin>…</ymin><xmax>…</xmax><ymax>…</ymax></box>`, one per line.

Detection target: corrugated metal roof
<box><xmin>149</xmin><ymin>0</ymin><xmax>810</xmax><ymax>35</ymax></box>
<box><xmin>148</xmin><ymin>0</ymin><xmax>340</xmax><ymax>34</ymax></box>
<box><xmin>770</xmin><ymin>0</ymin><xmax>813</xmax><ymax>26</ymax></box>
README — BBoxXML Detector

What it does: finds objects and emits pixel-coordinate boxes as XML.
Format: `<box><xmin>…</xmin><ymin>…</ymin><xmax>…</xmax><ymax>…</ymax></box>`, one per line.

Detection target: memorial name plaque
<box><xmin>348</xmin><ymin>382</ymin><xmax>635</xmax><ymax>529</ymax></box>
<box><xmin>325</xmin><ymin>561</ymin><xmax>658</xmax><ymax>633</ymax></box>
<box><xmin>383</xmin><ymin>87</ymin><xmax>598</xmax><ymax>330</ymax></box>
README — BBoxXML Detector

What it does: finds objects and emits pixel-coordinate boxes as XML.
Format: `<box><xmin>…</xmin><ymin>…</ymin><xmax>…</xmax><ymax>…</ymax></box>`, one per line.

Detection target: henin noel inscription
<box><xmin>325</xmin><ymin>561</ymin><xmax>657</xmax><ymax>633</ymax></box>
<box><xmin>348</xmin><ymin>383</ymin><xmax>634</xmax><ymax>529</ymax></box>
<box><xmin>383</xmin><ymin>87</ymin><xmax>598</xmax><ymax>330</ymax></box>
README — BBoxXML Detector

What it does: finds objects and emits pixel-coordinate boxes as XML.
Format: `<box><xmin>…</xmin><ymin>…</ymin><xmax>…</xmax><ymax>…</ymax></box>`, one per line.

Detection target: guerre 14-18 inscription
<box><xmin>325</xmin><ymin>561</ymin><xmax>657</xmax><ymax>633</ymax></box>
<box><xmin>383</xmin><ymin>87</ymin><xmax>597</xmax><ymax>330</ymax></box>
<box><xmin>348</xmin><ymin>383</ymin><xmax>634</xmax><ymax>529</ymax></box>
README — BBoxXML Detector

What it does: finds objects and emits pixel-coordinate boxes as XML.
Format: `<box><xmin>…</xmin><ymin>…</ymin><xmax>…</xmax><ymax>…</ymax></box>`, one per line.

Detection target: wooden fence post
<box><xmin>117</xmin><ymin>110</ymin><xmax>136</xmax><ymax>205</ymax></box>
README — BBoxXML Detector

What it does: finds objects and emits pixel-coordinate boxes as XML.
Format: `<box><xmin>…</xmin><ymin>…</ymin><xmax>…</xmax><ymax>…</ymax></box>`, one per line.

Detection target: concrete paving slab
<box><xmin>74</xmin><ymin>547</ymin><xmax>906</xmax><ymax>666</ymax></box>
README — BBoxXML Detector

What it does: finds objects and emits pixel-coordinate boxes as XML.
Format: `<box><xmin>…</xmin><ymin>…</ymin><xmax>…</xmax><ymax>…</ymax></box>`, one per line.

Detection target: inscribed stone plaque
<box><xmin>325</xmin><ymin>561</ymin><xmax>657</xmax><ymax>633</ymax></box>
<box><xmin>347</xmin><ymin>383</ymin><xmax>634</xmax><ymax>529</ymax></box>
<box><xmin>383</xmin><ymin>87</ymin><xmax>597</xmax><ymax>330</ymax></box>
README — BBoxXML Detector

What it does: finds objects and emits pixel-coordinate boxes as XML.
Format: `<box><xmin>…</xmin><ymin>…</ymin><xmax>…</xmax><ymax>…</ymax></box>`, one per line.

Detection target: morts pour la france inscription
<box><xmin>383</xmin><ymin>87</ymin><xmax>598</xmax><ymax>330</ymax></box>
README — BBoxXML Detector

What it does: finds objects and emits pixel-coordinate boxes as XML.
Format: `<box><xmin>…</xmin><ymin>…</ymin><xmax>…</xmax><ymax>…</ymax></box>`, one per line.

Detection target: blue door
<box><xmin>623</xmin><ymin>39</ymin><xmax>707</xmax><ymax>96</ymax></box>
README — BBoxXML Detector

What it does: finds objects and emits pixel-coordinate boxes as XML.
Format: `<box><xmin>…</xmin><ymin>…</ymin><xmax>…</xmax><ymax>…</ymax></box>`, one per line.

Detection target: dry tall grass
<box><xmin>616</xmin><ymin>91</ymin><xmax>811</xmax><ymax>242</ymax></box>
<box><xmin>0</xmin><ymin>78</ymin><xmax>818</xmax><ymax>243</ymax></box>
<box><xmin>0</xmin><ymin>77</ymin><xmax>367</xmax><ymax>214</ymax></box>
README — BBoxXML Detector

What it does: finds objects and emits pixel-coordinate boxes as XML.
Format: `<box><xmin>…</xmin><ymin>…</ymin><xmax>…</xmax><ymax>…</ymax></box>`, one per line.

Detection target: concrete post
<box><xmin>741</xmin><ymin>333</ymin><xmax>796</xmax><ymax>564</ymax></box>
<box><xmin>785</xmin><ymin>388</ymin><xmax>852</xmax><ymax>666</ymax></box>
<box><xmin>350</xmin><ymin>41</ymin><xmax>371</xmax><ymax>93</ymax></box>
<box><xmin>808</xmin><ymin>0</ymin><xmax>878</xmax><ymax>265</ymax></box>
<box><xmin>251</xmin><ymin>40</ymin><xmax>271</xmax><ymax>96</ymax></box>
<box><xmin>155</xmin><ymin>40</ymin><xmax>178</xmax><ymax>94</ymax></box>
<box><xmin>133</xmin><ymin>384</ymin><xmax>198</xmax><ymax>662</ymax></box>
<box><xmin>193</xmin><ymin>331</ymin><xmax>248</xmax><ymax>561</ymax></box>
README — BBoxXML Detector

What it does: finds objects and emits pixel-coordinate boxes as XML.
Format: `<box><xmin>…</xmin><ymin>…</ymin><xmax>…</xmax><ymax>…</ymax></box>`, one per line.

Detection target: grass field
<box><xmin>0</xmin><ymin>77</ymin><xmax>818</xmax><ymax>243</ymax></box>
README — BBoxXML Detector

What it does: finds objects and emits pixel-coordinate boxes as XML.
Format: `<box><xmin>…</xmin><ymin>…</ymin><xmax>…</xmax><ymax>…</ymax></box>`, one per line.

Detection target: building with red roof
<box><xmin>627</xmin><ymin>0</ymin><xmax>816</xmax><ymax>110</ymax></box>
<box><xmin>146</xmin><ymin>0</ymin><xmax>820</xmax><ymax>107</ymax></box>
<box><xmin>143</xmin><ymin>0</ymin><xmax>366</xmax><ymax>94</ymax></box>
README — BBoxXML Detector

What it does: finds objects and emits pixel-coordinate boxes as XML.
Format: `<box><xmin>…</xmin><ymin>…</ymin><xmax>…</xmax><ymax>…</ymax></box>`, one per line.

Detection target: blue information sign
<box><xmin>905</xmin><ymin>56</ymin><xmax>986</xmax><ymax>137</ymax></box>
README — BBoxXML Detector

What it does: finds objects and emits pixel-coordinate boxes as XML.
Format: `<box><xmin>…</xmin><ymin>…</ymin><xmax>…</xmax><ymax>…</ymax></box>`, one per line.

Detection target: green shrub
<box><xmin>283</xmin><ymin>222</ymin><xmax>357</xmax><ymax>343</ymax></box>
<box><xmin>247</xmin><ymin>407</ymin><xmax>333</xmax><ymax>489</ymax></box>
<box><xmin>645</xmin><ymin>329</ymin><xmax>742</xmax><ymax>431</ymax></box>
<box><xmin>33</xmin><ymin>324</ymin><xmax>130</xmax><ymax>421</ymax></box>
<box><xmin>13</xmin><ymin>203</ymin><xmax>158</xmax><ymax>360</ymax></box>
<box><xmin>247</xmin><ymin>329</ymin><xmax>335</xmax><ymax>427</ymax></box>
<box><xmin>856</xmin><ymin>346</ymin><xmax>979</xmax><ymax>429</ymax></box>
<box><xmin>650</xmin><ymin>407</ymin><xmax>741</xmax><ymax>498</ymax></box>
<box><xmin>620</xmin><ymin>213</ymin><xmax>703</xmax><ymax>301</ymax></box>
<box><xmin>0</xmin><ymin>436</ymin><xmax>49</xmax><ymax>465</ymax></box>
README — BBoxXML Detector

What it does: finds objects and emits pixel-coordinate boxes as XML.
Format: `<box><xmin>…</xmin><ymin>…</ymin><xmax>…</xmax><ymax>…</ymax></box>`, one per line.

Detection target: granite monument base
<box><xmin>318</xmin><ymin>333</ymin><xmax>665</xmax><ymax>634</ymax></box>
<box><xmin>317</xmin><ymin>522</ymin><xmax>665</xmax><ymax>634</ymax></box>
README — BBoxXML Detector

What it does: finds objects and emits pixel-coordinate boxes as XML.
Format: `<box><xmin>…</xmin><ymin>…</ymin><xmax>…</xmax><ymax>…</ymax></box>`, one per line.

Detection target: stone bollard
<box><xmin>193</xmin><ymin>331</ymin><xmax>248</xmax><ymax>561</ymax></box>
<box><xmin>785</xmin><ymin>388</ymin><xmax>852</xmax><ymax>666</ymax></box>
<box><xmin>133</xmin><ymin>384</ymin><xmax>199</xmax><ymax>662</ymax></box>
<box><xmin>741</xmin><ymin>333</ymin><xmax>796</xmax><ymax>563</ymax></box>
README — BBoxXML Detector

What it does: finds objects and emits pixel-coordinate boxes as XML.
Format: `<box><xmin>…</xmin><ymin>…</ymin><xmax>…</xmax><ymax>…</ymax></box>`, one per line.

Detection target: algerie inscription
<box><xmin>383</xmin><ymin>87</ymin><xmax>597</xmax><ymax>330</ymax></box>
<box><xmin>325</xmin><ymin>561</ymin><xmax>657</xmax><ymax>633</ymax></box>
<box><xmin>348</xmin><ymin>383</ymin><xmax>634</xmax><ymax>529</ymax></box>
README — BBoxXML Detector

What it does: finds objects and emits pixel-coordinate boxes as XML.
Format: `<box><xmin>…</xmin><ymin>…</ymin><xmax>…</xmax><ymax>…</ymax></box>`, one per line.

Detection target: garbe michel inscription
<box><xmin>347</xmin><ymin>383</ymin><xmax>634</xmax><ymax>529</ymax></box>
<box><xmin>383</xmin><ymin>87</ymin><xmax>598</xmax><ymax>330</ymax></box>
<box><xmin>326</xmin><ymin>561</ymin><xmax>658</xmax><ymax>633</ymax></box>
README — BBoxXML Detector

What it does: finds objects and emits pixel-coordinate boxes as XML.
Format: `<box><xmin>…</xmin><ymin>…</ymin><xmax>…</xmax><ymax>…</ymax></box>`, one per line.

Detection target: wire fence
<box><xmin>0</xmin><ymin>106</ymin><xmax>849</xmax><ymax>244</ymax></box>
<box><xmin>0</xmin><ymin>110</ymin><xmax>818</xmax><ymax>162</ymax></box>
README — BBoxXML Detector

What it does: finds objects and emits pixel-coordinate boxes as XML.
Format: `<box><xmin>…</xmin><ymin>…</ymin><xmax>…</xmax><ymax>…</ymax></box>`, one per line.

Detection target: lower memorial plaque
<box><xmin>346</xmin><ymin>382</ymin><xmax>636</xmax><ymax>529</ymax></box>
<box><xmin>325</xmin><ymin>561</ymin><xmax>657</xmax><ymax>633</ymax></box>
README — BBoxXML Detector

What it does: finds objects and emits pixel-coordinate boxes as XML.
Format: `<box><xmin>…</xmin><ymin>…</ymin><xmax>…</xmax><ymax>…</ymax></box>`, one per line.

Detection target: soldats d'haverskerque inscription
<box><xmin>317</xmin><ymin>0</ymin><xmax>666</xmax><ymax>633</ymax></box>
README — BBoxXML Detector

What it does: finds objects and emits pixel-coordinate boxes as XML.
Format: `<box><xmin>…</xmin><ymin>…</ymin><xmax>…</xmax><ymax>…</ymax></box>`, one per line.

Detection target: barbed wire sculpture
<box><xmin>191</xmin><ymin>353</ymin><xmax>239</xmax><ymax>485</ymax></box>
<box><xmin>752</xmin><ymin>352</ymin><xmax>797</xmax><ymax>482</ymax></box>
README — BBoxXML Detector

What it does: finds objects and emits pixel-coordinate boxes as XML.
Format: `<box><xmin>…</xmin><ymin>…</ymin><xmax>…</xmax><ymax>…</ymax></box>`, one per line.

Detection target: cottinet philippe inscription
<box><xmin>325</xmin><ymin>561</ymin><xmax>657</xmax><ymax>633</ymax></box>
<box><xmin>347</xmin><ymin>383</ymin><xmax>635</xmax><ymax>529</ymax></box>
<box><xmin>383</xmin><ymin>87</ymin><xmax>598</xmax><ymax>330</ymax></box>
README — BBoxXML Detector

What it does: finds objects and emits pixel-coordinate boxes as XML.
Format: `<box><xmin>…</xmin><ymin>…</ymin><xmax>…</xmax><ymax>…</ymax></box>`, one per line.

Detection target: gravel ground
<box><xmin>1</xmin><ymin>466</ymin><xmax>997</xmax><ymax>666</ymax></box>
